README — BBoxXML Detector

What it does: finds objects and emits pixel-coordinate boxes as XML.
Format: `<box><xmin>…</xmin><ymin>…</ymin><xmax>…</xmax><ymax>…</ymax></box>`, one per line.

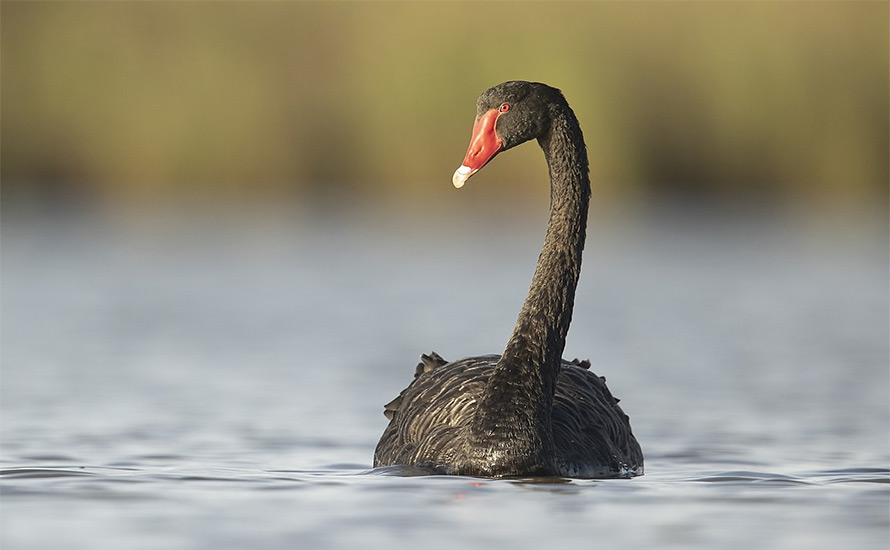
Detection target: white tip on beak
<box><xmin>452</xmin><ymin>165</ymin><xmax>475</xmax><ymax>189</ymax></box>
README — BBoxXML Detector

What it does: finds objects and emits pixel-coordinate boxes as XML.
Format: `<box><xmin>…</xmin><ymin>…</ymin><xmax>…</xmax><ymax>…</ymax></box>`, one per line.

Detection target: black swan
<box><xmin>373</xmin><ymin>81</ymin><xmax>643</xmax><ymax>478</ymax></box>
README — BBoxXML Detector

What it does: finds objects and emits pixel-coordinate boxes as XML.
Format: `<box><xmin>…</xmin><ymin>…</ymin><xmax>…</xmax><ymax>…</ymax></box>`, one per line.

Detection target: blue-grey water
<box><xmin>2</xmin><ymin>202</ymin><xmax>888</xmax><ymax>549</ymax></box>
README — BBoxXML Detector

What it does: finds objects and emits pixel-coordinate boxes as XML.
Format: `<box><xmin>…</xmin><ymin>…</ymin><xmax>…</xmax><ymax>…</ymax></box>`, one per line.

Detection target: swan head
<box><xmin>453</xmin><ymin>81</ymin><xmax>563</xmax><ymax>188</ymax></box>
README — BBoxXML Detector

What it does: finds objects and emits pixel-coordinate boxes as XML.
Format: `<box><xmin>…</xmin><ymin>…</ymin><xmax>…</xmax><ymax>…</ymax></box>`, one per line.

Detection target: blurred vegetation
<box><xmin>1</xmin><ymin>1</ymin><xmax>887</xmax><ymax>213</ymax></box>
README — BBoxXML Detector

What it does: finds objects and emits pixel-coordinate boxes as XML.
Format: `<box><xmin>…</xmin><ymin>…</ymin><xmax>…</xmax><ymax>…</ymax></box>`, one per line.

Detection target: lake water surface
<box><xmin>2</xmin><ymin>202</ymin><xmax>888</xmax><ymax>549</ymax></box>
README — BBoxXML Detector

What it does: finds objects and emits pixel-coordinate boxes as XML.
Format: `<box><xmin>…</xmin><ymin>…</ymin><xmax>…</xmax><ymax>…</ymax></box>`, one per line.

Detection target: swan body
<box><xmin>373</xmin><ymin>81</ymin><xmax>643</xmax><ymax>478</ymax></box>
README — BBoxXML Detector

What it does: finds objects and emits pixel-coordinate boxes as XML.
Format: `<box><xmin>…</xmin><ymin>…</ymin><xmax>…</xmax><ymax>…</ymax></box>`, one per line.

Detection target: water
<box><xmin>2</xmin><ymin>202</ymin><xmax>888</xmax><ymax>549</ymax></box>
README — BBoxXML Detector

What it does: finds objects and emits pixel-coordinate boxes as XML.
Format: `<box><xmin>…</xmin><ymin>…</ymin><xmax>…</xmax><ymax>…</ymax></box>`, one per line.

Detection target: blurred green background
<box><xmin>2</xmin><ymin>1</ymin><xmax>887</xmax><ymax>214</ymax></box>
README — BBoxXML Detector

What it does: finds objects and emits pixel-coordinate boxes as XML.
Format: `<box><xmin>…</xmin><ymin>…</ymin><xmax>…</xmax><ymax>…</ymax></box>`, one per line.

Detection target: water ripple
<box><xmin>0</xmin><ymin>468</ymin><xmax>97</xmax><ymax>479</ymax></box>
<box><xmin>683</xmin><ymin>468</ymin><xmax>890</xmax><ymax>486</ymax></box>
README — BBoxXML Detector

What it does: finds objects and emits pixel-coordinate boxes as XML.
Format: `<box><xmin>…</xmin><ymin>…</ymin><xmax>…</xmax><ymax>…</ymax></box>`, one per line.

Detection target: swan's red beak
<box><xmin>453</xmin><ymin>109</ymin><xmax>503</xmax><ymax>188</ymax></box>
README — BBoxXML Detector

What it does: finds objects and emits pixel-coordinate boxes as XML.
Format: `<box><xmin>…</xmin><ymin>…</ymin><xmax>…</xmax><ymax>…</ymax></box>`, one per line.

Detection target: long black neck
<box><xmin>467</xmin><ymin>102</ymin><xmax>590</xmax><ymax>473</ymax></box>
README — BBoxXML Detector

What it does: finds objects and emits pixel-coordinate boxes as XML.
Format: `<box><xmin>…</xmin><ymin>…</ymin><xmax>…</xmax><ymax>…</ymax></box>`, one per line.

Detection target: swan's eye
<box><xmin>498</xmin><ymin>103</ymin><xmax>510</xmax><ymax>113</ymax></box>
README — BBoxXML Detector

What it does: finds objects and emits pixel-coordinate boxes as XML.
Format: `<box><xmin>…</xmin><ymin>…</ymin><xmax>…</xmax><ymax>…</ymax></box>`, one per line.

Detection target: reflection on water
<box><xmin>2</xmin><ymin>203</ymin><xmax>888</xmax><ymax>550</ymax></box>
